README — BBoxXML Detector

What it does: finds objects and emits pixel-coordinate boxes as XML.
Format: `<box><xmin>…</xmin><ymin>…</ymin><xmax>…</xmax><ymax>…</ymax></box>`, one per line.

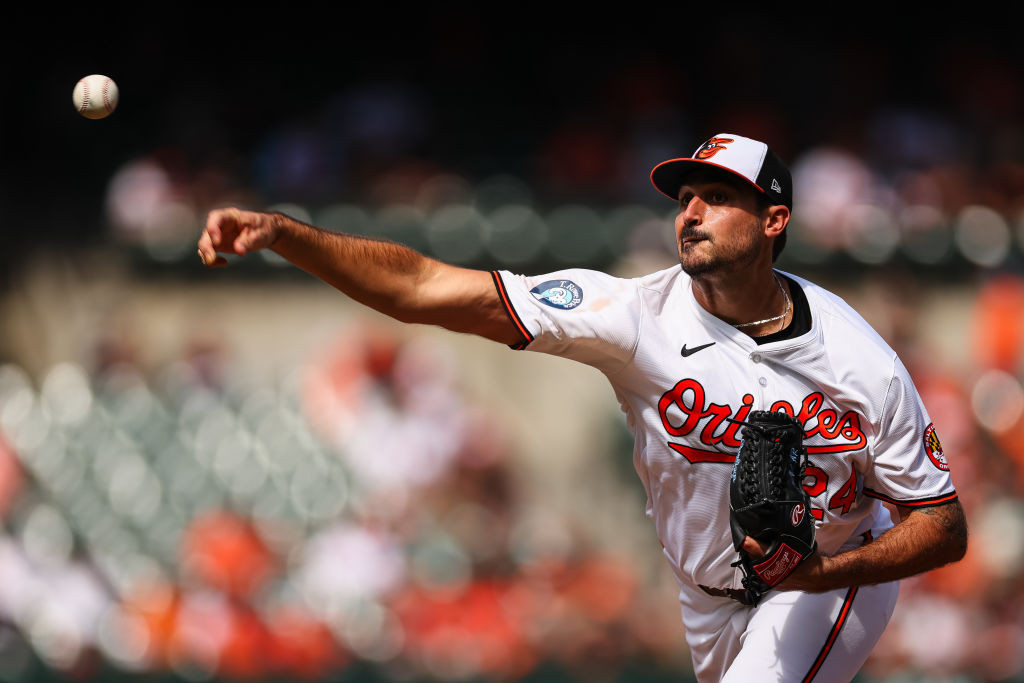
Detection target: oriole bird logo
<box><xmin>696</xmin><ymin>137</ymin><xmax>734</xmax><ymax>159</ymax></box>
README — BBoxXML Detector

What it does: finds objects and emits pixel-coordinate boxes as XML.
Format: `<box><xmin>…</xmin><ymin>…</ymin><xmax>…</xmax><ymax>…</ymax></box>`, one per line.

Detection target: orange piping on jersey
<box><xmin>802</xmin><ymin>586</ymin><xmax>858</xmax><ymax>683</ymax></box>
<box><xmin>862</xmin><ymin>489</ymin><xmax>959</xmax><ymax>507</ymax></box>
<box><xmin>490</xmin><ymin>271</ymin><xmax>533</xmax><ymax>350</ymax></box>
<box><xmin>667</xmin><ymin>442</ymin><xmax>736</xmax><ymax>464</ymax></box>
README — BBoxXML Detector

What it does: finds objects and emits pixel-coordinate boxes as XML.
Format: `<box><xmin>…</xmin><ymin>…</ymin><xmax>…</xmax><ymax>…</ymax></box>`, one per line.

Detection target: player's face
<box><xmin>674</xmin><ymin>177</ymin><xmax>767</xmax><ymax>278</ymax></box>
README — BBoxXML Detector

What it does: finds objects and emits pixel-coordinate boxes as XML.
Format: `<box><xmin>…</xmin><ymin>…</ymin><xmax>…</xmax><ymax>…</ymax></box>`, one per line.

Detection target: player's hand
<box><xmin>741</xmin><ymin>535</ymin><xmax>829</xmax><ymax>592</ymax></box>
<box><xmin>198</xmin><ymin>208</ymin><xmax>281</xmax><ymax>267</ymax></box>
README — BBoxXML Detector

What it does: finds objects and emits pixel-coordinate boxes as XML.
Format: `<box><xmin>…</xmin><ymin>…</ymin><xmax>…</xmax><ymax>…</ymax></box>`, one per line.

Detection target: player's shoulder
<box><xmin>632</xmin><ymin>264</ymin><xmax>686</xmax><ymax>292</ymax></box>
<box><xmin>785</xmin><ymin>271</ymin><xmax>898</xmax><ymax>362</ymax></box>
<box><xmin>608</xmin><ymin>263</ymin><xmax>687</xmax><ymax>308</ymax></box>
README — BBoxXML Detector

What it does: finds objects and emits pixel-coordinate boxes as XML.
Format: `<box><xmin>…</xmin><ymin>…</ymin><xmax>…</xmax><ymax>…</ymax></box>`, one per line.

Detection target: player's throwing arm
<box><xmin>197</xmin><ymin>208</ymin><xmax>520</xmax><ymax>345</ymax></box>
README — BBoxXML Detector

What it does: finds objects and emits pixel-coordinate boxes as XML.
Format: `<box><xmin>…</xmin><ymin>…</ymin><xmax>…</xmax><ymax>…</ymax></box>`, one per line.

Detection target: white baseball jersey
<box><xmin>491</xmin><ymin>264</ymin><xmax>957</xmax><ymax>677</ymax></box>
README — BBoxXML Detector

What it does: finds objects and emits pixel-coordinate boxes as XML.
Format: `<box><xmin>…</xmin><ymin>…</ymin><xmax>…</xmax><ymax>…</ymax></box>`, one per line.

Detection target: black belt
<box><xmin>698</xmin><ymin>584</ymin><xmax>755</xmax><ymax>606</ymax></box>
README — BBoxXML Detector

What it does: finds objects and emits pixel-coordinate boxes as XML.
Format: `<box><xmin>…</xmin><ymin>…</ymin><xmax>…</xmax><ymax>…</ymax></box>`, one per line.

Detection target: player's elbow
<box><xmin>947</xmin><ymin>521</ymin><xmax>968</xmax><ymax>563</ymax></box>
<box><xmin>934</xmin><ymin>502</ymin><xmax>969</xmax><ymax>565</ymax></box>
<box><xmin>906</xmin><ymin>500</ymin><xmax>968</xmax><ymax>568</ymax></box>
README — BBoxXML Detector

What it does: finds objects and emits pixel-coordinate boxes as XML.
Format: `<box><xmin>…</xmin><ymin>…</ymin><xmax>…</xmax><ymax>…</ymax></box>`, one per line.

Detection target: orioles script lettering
<box><xmin>658</xmin><ymin>378</ymin><xmax>867</xmax><ymax>463</ymax></box>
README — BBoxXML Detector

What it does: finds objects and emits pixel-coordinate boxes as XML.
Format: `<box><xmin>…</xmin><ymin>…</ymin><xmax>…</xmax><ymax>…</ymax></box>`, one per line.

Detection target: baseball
<box><xmin>72</xmin><ymin>75</ymin><xmax>118</xmax><ymax>119</ymax></box>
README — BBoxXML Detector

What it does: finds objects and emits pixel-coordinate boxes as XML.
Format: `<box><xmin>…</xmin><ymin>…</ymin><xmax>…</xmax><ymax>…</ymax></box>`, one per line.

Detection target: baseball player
<box><xmin>197</xmin><ymin>133</ymin><xmax>967</xmax><ymax>681</ymax></box>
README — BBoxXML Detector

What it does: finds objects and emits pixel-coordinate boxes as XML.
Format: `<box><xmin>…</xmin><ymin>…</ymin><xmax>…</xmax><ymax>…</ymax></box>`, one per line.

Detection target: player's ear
<box><xmin>762</xmin><ymin>205</ymin><xmax>790</xmax><ymax>239</ymax></box>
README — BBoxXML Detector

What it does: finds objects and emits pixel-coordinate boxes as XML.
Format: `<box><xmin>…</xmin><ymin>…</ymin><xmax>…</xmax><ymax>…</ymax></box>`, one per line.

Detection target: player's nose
<box><xmin>676</xmin><ymin>196</ymin><xmax>705</xmax><ymax>232</ymax></box>
<box><xmin>679</xmin><ymin>195</ymin><xmax>706</xmax><ymax>224</ymax></box>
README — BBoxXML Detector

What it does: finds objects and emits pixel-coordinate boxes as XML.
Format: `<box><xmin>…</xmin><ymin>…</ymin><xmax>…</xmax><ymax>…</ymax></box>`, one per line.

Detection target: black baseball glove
<box><xmin>729</xmin><ymin>410</ymin><xmax>816</xmax><ymax>606</ymax></box>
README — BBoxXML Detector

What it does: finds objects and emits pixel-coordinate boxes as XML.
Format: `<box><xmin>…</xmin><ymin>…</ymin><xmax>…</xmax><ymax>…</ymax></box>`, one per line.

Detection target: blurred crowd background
<box><xmin>2</xmin><ymin>11</ymin><xmax>1024</xmax><ymax>682</ymax></box>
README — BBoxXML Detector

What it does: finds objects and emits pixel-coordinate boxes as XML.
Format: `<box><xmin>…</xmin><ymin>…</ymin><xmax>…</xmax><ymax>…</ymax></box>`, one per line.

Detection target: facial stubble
<box><xmin>678</xmin><ymin>216</ymin><xmax>764</xmax><ymax>278</ymax></box>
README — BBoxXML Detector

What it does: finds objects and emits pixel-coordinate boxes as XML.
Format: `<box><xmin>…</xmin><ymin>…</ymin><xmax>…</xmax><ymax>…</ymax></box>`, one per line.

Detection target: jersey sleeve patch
<box><xmin>492</xmin><ymin>268</ymin><xmax>641</xmax><ymax>373</ymax></box>
<box><xmin>923</xmin><ymin>423</ymin><xmax>948</xmax><ymax>471</ymax></box>
<box><xmin>491</xmin><ymin>271</ymin><xmax>534</xmax><ymax>350</ymax></box>
<box><xmin>529</xmin><ymin>279</ymin><xmax>583</xmax><ymax>309</ymax></box>
<box><xmin>862</xmin><ymin>488</ymin><xmax>959</xmax><ymax>507</ymax></box>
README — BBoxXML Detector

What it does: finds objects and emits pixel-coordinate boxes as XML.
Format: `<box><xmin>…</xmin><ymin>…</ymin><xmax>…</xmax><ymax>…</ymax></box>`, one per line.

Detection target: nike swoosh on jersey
<box><xmin>680</xmin><ymin>342</ymin><xmax>716</xmax><ymax>357</ymax></box>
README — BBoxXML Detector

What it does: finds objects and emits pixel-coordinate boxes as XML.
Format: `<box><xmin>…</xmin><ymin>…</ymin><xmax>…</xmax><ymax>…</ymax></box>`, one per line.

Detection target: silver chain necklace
<box><xmin>733</xmin><ymin>274</ymin><xmax>791</xmax><ymax>330</ymax></box>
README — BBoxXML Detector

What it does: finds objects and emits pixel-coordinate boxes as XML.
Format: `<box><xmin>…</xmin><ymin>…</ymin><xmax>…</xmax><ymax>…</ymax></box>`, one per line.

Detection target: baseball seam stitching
<box><xmin>101</xmin><ymin>77</ymin><xmax>111</xmax><ymax>113</ymax></box>
<box><xmin>78</xmin><ymin>79</ymin><xmax>90</xmax><ymax>114</ymax></box>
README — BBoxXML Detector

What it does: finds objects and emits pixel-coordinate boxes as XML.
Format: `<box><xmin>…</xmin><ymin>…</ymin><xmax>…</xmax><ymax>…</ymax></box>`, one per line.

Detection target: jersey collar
<box><xmin>681</xmin><ymin>269</ymin><xmax>820</xmax><ymax>356</ymax></box>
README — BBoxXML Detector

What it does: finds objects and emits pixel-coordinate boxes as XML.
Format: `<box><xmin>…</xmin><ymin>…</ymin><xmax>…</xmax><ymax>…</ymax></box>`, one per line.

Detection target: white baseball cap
<box><xmin>651</xmin><ymin>134</ymin><xmax>793</xmax><ymax>210</ymax></box>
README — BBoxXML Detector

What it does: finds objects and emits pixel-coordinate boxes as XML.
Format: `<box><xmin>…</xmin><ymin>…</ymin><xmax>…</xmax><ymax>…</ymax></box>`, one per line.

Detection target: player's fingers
<box><xmin>205</xmin><ymin>209</ymin><xmax>230</xmax><ymax>246</ymax></box>
<box><xmin>741</xmin><ymin>536</ymin><xmax>769</xmax><ymax>559</ymax></box>
<box><xmin>198</xmin><ymin>225</ymin><xmax>234</xmax><ymax>258</ymax></box>
<box><xmin>233</xmin><ymin>214</ymin><xmax>275</xmax><ymax>255</ymax></box>
<box><xmin>197</xmin><ymin>249</ymin><xmax>228</xmax><ymax>267</ymax></box>
<box><xmin>206</xmin><ymin>207</ymin><xmax>252</xmax><ymax>247</ymax></box>
<box><xmin>234</xmin><ymin>231</ymin><xmax>259</xmax><ymax>255</ymax></box>
<box><xmin>197</xmin><ymin>231</ymin><xmax>217</xmax><ymax>264</ymax></box>
<box><xmin>197</xmin><ymin>240</ymin><xmax>229</xmax><ymax>267</ymax></box>
<box><xmin>203</xmin><ymin>207</ymin><xmax>273</xmax><ymax>257</ymax></box>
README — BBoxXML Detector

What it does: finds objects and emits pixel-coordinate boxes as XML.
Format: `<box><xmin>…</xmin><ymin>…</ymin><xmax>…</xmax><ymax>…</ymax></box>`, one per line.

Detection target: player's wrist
<box><xmin>267</xmin><ymin>212</ymin><xmax>290</xmax><ymax>250</ymax></box>
<box><xmin>802</xmin><ymin>552</ymin><xmax>832</xmax><ymax>592</ymax></box>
